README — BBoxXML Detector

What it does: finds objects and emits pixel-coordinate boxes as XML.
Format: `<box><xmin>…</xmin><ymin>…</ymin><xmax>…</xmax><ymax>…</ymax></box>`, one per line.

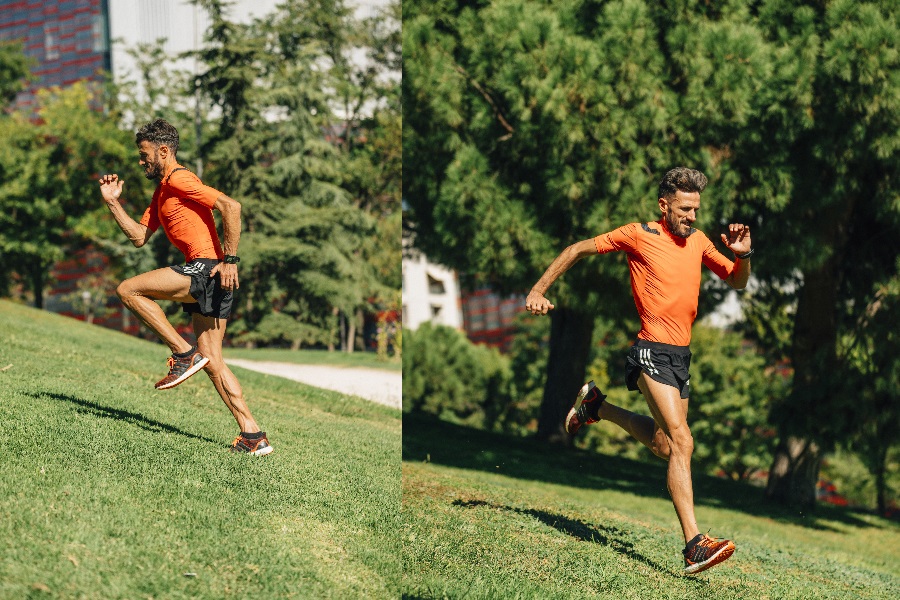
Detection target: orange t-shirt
<box><xmin>139</xmin><ymin>164</ymin><xmax>224</xmax><ymax>262</ymax></box>
<box><xmin>593</xmin><ymin>220</ymin><xmax>734</xmax><ymax>346</ymax></box>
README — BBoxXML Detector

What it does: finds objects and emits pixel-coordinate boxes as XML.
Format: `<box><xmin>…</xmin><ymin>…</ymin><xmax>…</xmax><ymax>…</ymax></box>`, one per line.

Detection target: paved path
<box><xmin>225</xmin><ymin>359</ymin><xmax>402</xmax><ymax>410</ymax></box>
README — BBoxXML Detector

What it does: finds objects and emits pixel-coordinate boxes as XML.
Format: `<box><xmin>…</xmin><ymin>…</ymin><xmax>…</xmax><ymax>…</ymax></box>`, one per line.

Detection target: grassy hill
<box><xmin>0</xmin><ymin>300</ymin><xmax>400</xmax><ymax>599</ymax></box>
<box><xmin>403</xmin><ymin>413</ymin><xmax>900</xmax><ymax>600</ymax></box>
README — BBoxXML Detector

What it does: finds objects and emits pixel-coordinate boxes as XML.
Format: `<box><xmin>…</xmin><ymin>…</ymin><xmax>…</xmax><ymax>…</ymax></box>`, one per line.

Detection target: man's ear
<box><xmin>158</xmin><ymin>144</ymin><xmax>170</xmax><ymax>160</ymax></box>
<box><xmin>658</xmin><ymin>196</ymin><xmax>668</xmax><ymax>215</ymax></box>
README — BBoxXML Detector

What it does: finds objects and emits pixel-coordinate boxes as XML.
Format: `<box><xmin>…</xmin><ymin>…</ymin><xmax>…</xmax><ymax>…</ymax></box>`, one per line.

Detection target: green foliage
<box><xmin>189</xmin><ymin>0</ymin><xmax>401</xmax><ymax>349</ymax></box>
<box><xmin>405</xmin><ymin>0</ymin><xmax>900</xmax><ymax>503</ymax></box>
<box><xmin>687</xmin><ymin>325</ymin><xmax>786</xmax><ymax>480</ymax></box>
<box><xmin>0</xmin><ymin>83</ymin><xmax>145</xmax><ymax>307</ymax></box>
<box><xmin>0</xmin><ymin>41</ymin><xmax>30</xmax><ymax>107</ymax></box>
<box><xmin>402</xmin><ymin>323</ymin><xmax>518</xmax><ymax>431</ymax></box>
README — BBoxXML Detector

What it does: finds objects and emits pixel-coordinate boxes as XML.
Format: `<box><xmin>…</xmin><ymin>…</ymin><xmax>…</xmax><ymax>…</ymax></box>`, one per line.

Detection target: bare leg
<box><xmin>635</xmin><ymin>372</ymin><xmax>699</xmax><ymax>544</ymax></box>
<box><xmin>117</xmin><ymin>268</ymin><xmax>195</xmax><ymax>354</ymax></box>
<box><xmin>597</xmin><ymin>401</ymin><xmax>668</xmax><ymax>456</ymax></box>
<box><xmin>193</xmin><ymin>313</ymin><xmax>261</xmax><ymax>433</ymax></box>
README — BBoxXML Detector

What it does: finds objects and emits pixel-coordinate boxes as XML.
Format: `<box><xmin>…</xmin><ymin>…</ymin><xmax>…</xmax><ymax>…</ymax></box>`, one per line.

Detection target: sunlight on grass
<box><xmin>402</xmin><ymin>413</ymin><xmax>900</xmax><ymax>600</ymax></box>
<box><xmin>0</xmin><ymin>300</ymin><xmax>400</xmax><ymax>599</ymax></box>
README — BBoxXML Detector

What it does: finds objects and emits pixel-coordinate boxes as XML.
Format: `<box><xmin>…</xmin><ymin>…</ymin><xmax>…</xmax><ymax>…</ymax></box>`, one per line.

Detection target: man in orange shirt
<box><xmin>525</xmin><ymin>167</ymin><xmax>751</xmax><ymax>574</ymax></box>
<box><xmin>99</xmin><ymin>119</ymin><xmax>272</xmax><ymax>456</ymax></box>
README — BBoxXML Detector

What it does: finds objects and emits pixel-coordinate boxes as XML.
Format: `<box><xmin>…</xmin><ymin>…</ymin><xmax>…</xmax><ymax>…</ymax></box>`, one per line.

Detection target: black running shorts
<box><xmin>169</xmin><ymin>258</ymin><xmax>234</xmax><ymax>320</ymax></box>
<box><xmin>625</xmin><ymin>339</ymin><xmax>692</xmax><ymax>399</ymax></box>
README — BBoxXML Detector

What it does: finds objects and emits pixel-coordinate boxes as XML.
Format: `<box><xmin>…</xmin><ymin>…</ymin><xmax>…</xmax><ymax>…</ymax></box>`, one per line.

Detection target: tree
<box><xmin>0</xmin><ymin>83</ymin><xmax>145</xmax><ymax>308</ymax></box>
<box><xmin>839</xmin><ymin>271</ymin><xmax>900</xmax><ymax>514</ymax></box>
<box><xmin>192</xmin><ymin>0</ymin><xmax>400</xmax><ymax>351</ymax></box>
<box><xmin>405</xmin><ymin>0</ymin><xmax>684</xmax><ymax>442</ymax></box>
<box><xmin>404</xmin><ymin>0</ymin><xmax>900</xmax><ymax>509</ymax></box>
<box><xmin>739</xmin><ymin>1</ymin><xmax>900</xmax><ymax>508</ymax></box>
<box><xmin>0</xmin><ymin>41</ymin><xmax>29</xmax><ymax>107</ymax></box>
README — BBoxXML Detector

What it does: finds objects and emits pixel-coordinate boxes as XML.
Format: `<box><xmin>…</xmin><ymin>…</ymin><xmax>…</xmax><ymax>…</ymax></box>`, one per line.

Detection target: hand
<box><xmin>525</xmin><ymin>290</ymin><xmax>554</xmax><ymax>316</ymax></box>
<box><xmin>211</xmin><ymin>262</ymin><xmax>239</xmax><ymax>291</ymax></box>
<box><xmin>721</xmin><ymin>223</ymin><xmax>751</xmax><ymax>256</ymax></box>
<box><xmin>99</xmin><ymin>173</ymin><xmax>124</xmax><ymax>204</ymax></box>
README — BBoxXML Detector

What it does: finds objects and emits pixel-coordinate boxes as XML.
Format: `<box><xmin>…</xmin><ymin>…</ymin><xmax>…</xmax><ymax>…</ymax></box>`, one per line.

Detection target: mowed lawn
<box><xmin>0</xmin><ymin>300</ymin><xmax>400</xmax><ymax>599</ymax></box>
<box><xmin>224</xmin><ymin>347</ymin><xmax>402</xmax><ymax>372</ymax></box>
<box><xmin>403</xmin><ymin>413</ymin><xmax>900</xmax><ymax>600</ymax></box>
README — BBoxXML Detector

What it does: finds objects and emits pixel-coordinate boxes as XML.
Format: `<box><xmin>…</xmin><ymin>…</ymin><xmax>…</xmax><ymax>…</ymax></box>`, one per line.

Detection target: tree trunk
<box><xmin>31</xmin><ymin>264</ymin><xmax>44</xmax><ymax>309</ymax></box>
<box><xmin>328</xmin><ymin>306</ymin><xmax>339</xmax><ymax>352</ymax></box>
<box><xmin>346</xmin><ymin>309</ymin><xmax>359</xmax><ymax>354</ymax></box>
<box><xmin>767</xmin><ymin>197</ymin><xmax>851</xmax><ymax>508</ymax></box>
<box><xmin>765</xmin><ymin>436</ymin><xmax>822</xmax><ymax>509</ymax></box>
<box><xmin>536</xmin><ymin>306</ymin><xmax>595</xmax><ymax>444</ymax></box>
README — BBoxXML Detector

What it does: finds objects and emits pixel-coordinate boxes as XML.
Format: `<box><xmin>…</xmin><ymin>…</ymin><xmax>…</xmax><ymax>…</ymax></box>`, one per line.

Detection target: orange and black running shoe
<box><xmin>230</xmin><ymin>432</ymin><xmax>274</xmax><ymax>456</ymax></box>
<box><xmin>154</xmin><ymin>348</ymin><xmax>209</xmax><ymax>390</ymax></box>
<box><xmin>683</xmin><ymin>534</ymin><xmax>735</xmax><ymax>575</ymax></box>
<box><xmin>564</xmin><ymin>381</ymin><xmax>607</xmax><ymax>435</ymax></box>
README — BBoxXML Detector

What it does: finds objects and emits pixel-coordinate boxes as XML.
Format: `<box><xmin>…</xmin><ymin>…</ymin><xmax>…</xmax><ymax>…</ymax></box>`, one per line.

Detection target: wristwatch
<box><xmin>224</xmin><ymin>255</ymin><xmax>240</xmax><ymax>264</ymax></box>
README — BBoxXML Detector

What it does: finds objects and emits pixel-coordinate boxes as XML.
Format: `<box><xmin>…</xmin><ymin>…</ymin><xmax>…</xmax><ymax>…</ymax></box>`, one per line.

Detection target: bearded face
<box><xmin>661</xmin><ymin>191</ymin><xmax>700</xmax><ymax>238</ymax></box>
<box><xmin>138</xmin><ymin>141</ymin><xmax>166</xmax><ymax>181</ymax></box>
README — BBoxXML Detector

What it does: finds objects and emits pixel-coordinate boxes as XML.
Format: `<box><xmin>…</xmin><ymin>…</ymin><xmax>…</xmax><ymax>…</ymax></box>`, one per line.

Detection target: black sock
<box><xmin>685</xmin><ymin>533</ymin><xmax>704</xmax><ymax>549</ymax></box>
<box><xmin>174</xmin><ymin>346</ymin><xmax>196</xmax><ymax>358</ymax></box>
<box><xmin>586</xmin><ymin>398</ymin><xmax>602</xmax><ymax>421</ymax></box>
<box><xmin>242</xmin><ymin>431</ymin><xmax>265</xmax><ymax>439</ymax></box>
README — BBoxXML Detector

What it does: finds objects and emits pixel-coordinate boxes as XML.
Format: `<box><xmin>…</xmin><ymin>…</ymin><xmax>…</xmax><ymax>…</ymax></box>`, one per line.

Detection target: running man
<box><xmin>525</xmin><ymin>167</ymin><xmax>751</xmax><ymax>574</ymax></box>
<box><xmin>99</xmin><ymin>118</ymin><xmax>272</xmax><ymax>456</ymax></box>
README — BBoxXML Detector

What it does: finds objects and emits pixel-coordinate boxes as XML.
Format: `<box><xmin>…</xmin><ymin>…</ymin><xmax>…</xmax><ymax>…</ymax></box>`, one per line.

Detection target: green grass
<box><xmin>402</xmin><ymin>413</ymin><xmax>900</xmax><ymax>600</ymax></box>
<box><xmin>224</xmin><ymin>347</ymin><xmax>401</xmax><ymax>371</ymax></box>
<box><xmin>0</xmin><ymin>300</ymin><xmax>400</xmax><ymax>599</ymax></box>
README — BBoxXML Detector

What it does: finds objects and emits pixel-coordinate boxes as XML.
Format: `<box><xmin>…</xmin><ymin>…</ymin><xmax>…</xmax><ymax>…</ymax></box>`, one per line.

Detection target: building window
<box><xmin>427</xmin><ymin>274</ymin><xmax>445</xmax><ymax>295</ymax></box>
<box><xmin>44</xmin><ymin>23</ymin><xmax>59</xmax><ymax>61</ymax></box>
<box><xmin>93</xmin><ymin>14</ymin><xmax>108</xmax><ymax>53</ymax></box>
<box><xmin>430</xmin><ymin>304</ymin><xmax>442</xmax><ymax>319</ymax></box>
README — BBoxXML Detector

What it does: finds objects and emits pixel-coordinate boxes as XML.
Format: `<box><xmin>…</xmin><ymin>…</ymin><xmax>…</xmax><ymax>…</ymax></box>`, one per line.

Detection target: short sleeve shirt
<box><xmin>139</xmin><ymin>164</ymin><xmax>224</xmax><ymax>262</ymax></box>
<box><xmin>593</xmin><ymin>220</ymin><xmax>734</xmax><ymax>346</ymax></box>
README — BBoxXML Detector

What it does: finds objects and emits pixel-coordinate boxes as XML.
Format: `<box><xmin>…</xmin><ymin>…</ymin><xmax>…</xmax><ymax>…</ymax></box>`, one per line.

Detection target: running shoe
<box><xmin>564</xmin><ymin>380</ymin><xmax>607</xmax><ymax>435</ymax></box>
<box><xmin>230</xmin><ymin>433</ymin><xmax>274</xmax><ymax>456</ymax></box>
<box><xmin>154</xmin><ymin>348</ymin><xmax>209</xmax><ymax>390</ymax></box>
<box><xmin>682</xmin><ymin>534</ymin><xmax>735</xmax><ymax>575</ymax></box>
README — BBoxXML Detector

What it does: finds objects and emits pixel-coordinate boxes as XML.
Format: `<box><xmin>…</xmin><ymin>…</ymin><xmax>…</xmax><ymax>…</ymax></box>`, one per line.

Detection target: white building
<box><xmin>401</xmin><ymin>243</ymin><xmax>463</xmax><ymax>331</ymax></box>
<box><xmin>109</xmin><ymin>0</ymin><xmax>387</xmax><ymax>86</ymax></box>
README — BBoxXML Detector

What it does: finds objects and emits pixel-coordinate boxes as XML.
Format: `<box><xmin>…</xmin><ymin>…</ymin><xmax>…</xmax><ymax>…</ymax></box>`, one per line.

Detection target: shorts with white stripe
<box><xmin>625</xmin><ymin>339</ymin><xmax>692</xmax><ymax>399</ymax></box>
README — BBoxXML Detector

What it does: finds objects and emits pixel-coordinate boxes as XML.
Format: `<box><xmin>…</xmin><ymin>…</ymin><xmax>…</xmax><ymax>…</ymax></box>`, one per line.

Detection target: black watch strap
<box><xmin>736</xmin><ymin>248</ymin><xmax>754</xmax><ymax>260</ymax></box>
<box><xmin>224</xmin><ymin>255</ymin><xmax>240</xmax><ymax>264</ymax></box>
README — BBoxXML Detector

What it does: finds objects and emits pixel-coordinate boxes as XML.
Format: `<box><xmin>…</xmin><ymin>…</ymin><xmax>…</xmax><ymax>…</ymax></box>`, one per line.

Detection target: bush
<box><xmin>402</xmin><ymin>323</ymin><xmax>516</xmax><ymax>430</ymax></box>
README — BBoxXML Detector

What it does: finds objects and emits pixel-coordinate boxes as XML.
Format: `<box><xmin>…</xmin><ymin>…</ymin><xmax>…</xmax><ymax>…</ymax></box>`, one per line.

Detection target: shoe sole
<box><xmin>683</xmin><ymin>541</ymin><xmax>735</xmax><ymax>575</ymax></box>
<box><xmin>155</xmin><ymin>356</ymin><xmax>210</xmax><ymax>390</ymax></box>
<box><xmin>565</xmin><ymin>381</ymin><xmax>596</xmax><ymax>434</ymax></box>
<box><xmin>250</xmin><ymin>445</ymin><xmax>274</xmax><ymax>457</ymax></box>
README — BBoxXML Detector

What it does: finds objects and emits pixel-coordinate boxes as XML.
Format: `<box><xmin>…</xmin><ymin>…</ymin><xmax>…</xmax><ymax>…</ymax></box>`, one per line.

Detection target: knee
<box><xmin>668</xmin><ymin>428</ymin><xmax>694</xmax><ymax>457</ymax></box>
<box><xmin>116</xmin><ymin>280</ymin><xmax>135</xmax><ymax>304</ymax></box>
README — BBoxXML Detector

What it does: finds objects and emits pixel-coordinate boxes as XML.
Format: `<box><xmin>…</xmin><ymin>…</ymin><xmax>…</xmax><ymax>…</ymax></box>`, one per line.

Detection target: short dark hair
<box><xmin>658</xmin><ymin>167</ymin><xmax>707</xmax><ymax>200</ymax></box>
<box><xmin>135</xmin><ymin>118</ymin><xmax>179</xmax><ymax>155</ymax></box>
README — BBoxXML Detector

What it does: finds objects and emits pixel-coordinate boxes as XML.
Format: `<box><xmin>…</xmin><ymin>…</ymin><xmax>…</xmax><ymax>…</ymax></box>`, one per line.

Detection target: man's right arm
<box><xmin>525</xmin><ymin>238</ymin><xmax>598</xmax><ymax>316</ymax></box>
<box><xmin>99</xmin><ymin>174</ymin><xmax>153</xmax><ymax>247</ymax></box>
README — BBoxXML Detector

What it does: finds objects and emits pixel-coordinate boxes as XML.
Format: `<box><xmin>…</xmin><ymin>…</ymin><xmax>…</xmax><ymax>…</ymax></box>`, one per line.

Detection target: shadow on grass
<box><xmin>453</xmin><ymin>499</ymin><xmax>672</xmax><ymax>574</ymax></box>
<box><xmin>404</xmin><ymin>412</ymin><xmax>875</xmax><ymax>532</ymax></box>
<box><xmin>27</xmin><ymin>391</ymin><xmax>220</xmax><ymax>446</ymax></box>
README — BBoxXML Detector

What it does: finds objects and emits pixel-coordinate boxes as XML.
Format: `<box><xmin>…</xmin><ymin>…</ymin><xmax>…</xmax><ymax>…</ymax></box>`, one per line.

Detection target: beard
<box><xmin>666</xmin><ymin>213</ymin><xmax>693</xmax><ymax>238</ymax></box>
<box><xmin>143</xmin><ymin>158</ymin><xmax>164</xmax><ymax>180</ymax></box>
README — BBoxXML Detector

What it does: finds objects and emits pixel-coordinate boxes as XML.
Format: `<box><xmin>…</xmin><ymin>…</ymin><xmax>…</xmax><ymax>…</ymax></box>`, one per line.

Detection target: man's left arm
<box><xmin>210</xmin><ymin>194</ymin><xmax>242</xmax><ymax>291</ymax></box>
<box><xmin>721</xmin><ymin>223</ymin><xmax>751</xmax><ymax>290</ymax></box>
